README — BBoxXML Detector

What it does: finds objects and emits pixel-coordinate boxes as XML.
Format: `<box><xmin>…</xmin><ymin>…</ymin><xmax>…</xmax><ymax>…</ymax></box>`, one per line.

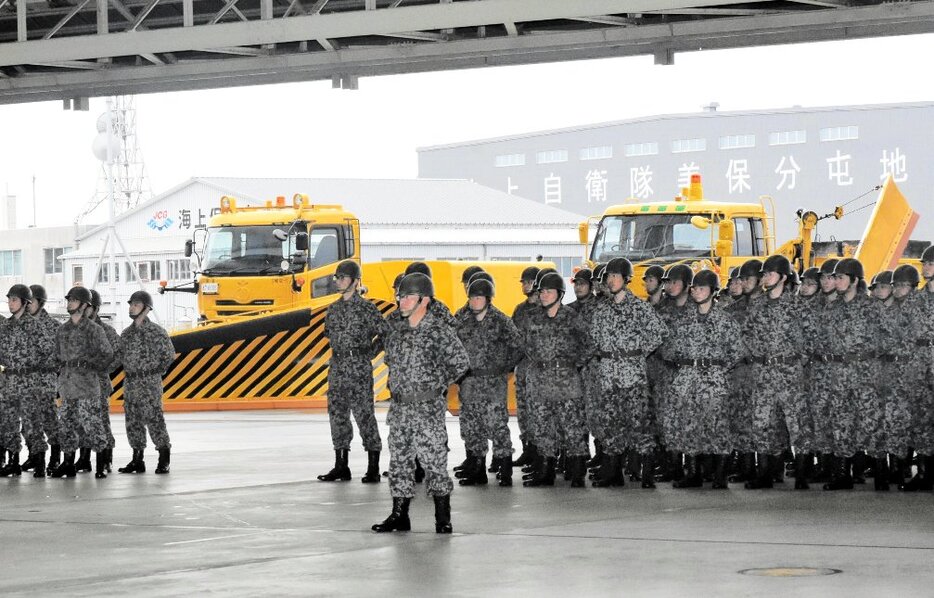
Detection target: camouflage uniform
<box><xmin>588</xmin><ymin>290</ymin><xmax>666</xmax><ymax>455</ymax></box>
<box><xmin>522</xmin><ymin>306</ymin><xmax>594</xmax><ymax>459</ymax></box>
<box><xmin>56</xmin><ymin>317</ymin><xmax>114</xmax><ymax>453</ymax></box>
<box><xmin>512</xmin><ymin>299</ymin><xmax>539</xmax><ymax>446</ymax></box>
<box><xmin>428</xmin><ymin>299</ymin><xmax>456</xmax><ymax>328</ymax></box>
<box><xmin>906</xmin><ymin>289</ymin><xmax>934</xmax><ymax>457</ymax></box>
<box><xmin>570</xmin><ymin>294</ymin><xmax>602</xmax><ymax>445</ymax></box>
<box><xmin>381</xmin><ymin>311</ymin><xmax>470</xmax><ymax>498</ymax></box>
<box><xmin>724</xmin><ymin>295</ymin><xmax>759</xmax><ymax>453</ymax></box>
<box><xmin>94</xmin><ymin>317</ymin><xmax>121</xmax><ymax>451</ymax></box>
<box><xmin>649</xmin><ymin>298</ymin><xmax>690</xmax><ymax>444</ymax></box>
<box><xmin>30</xmin><ymin>309</ymin><xmax>61</xmax><ymax>449</ymax></box>
<box><xmin>119</xmin><ymin>317</ymin><xmax>175</xmax><ymax>451</ymax></box>
<box><xmin>455</xmin><ymin>305</ymin><xmax>523</xmax><ymax>460</ymax></box>
<box><xmin>323</xmin><ymin>293</ymin><xmax>384</xmax><ymax>452</ymax></box>
<box><xmin>872</xmin><ymin>296</ymin><xmax>914</xmax><ymax>458</ymax></box>
<box><xmin>802</xmin><ymin>293</ymin><xmax>839</xmax><ymax>455</ymax></box>
<box><xmin>0</xmin><ymin>314</ymin><xmax>43</xmax><ymax>454</ymax></box>
<box><xmin>660</xmin><ymin>304</ymin><xmax>741</xmax><ymax>455</ymax></box>
<box><xmin>743</xmin><ymin>292</ymin><xmax>812</xmax><ymax>454</ymax></box>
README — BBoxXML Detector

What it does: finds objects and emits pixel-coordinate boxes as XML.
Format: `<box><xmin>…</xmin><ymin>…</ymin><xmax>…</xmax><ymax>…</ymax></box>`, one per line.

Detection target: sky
<box><xmin>2</xmin><ymin>32</ymin><xmax>933</xmax><ymax>228</ymax></box>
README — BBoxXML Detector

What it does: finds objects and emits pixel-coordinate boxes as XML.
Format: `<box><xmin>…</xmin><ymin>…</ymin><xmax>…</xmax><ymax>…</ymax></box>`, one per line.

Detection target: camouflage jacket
<box><xmin>661</xmin><ymin>304</ymin><xmax>742</xmax><ymax>366</ymax></box>
<box><xmin>821</xmin><ymin>291</ymin><xmax>882</xmax><ymax>359</ymax></box>
<box><xmin>428</xmin><ymin>299</ymin><xmax>455</xmax><ymax>328</ymax></box>
<box><xmin>0</xmin><ymin>313</ymin><xmax>43</xmax><ymax>371</ymax></box>
<box><xmin>94</xmin><ymin>316</ymin><xmax>122</xmax><ymax>374</ymax></box>
<box><xmin>569</xmin><ymin>294</ymin><xmax>598</xmax><ymax>322</ymax></box>
<box><xmin>119</xmin><ymin>317</ymin><xmax>176</xmax><ymax>375</ymax></box>
<box><xmin>454</xmin><ymin>305</ymin><xmax>524</xmax><ymax>376</ymax></box>
<box><xmin>522</xmin><ymin>304</ymin><xmax>595</xmax><ymax>369</ymax></box>
<box><xmin>912</xmin><ymin>288</ymin><xmax>934</xmax><ymax>346</ymax></box>
<box><xmin>589</xmin><ymin>290</ymin><xmax>666</xmax><ymax>357</ymax></box>
<box><xmin>56</xmin><ymin>315</ymin><xmax>114</xmax><ymax>369</ymax></box>
<box><xmin>743</xmin><ymin>291</ymin><xmax>805</xmax><ymax>360</ymax></box>
<box><xmin>383</xmin><ymin>310</ymin><xmax>470</xmax><ymax>397</ymax></box>
<box><xmin>324</xmin><ymin>293</ymin><xmax>384</xmax><ymax>360</ymax></box>
<box><xmin>511</xmin><ymin>298</ymin><xmax>539</xmax><ymax>334</ymax></box>
<box><xmin>33</xmin><ymin>309</ymin><xmax>61</xmax><ymax>372</ymax></box>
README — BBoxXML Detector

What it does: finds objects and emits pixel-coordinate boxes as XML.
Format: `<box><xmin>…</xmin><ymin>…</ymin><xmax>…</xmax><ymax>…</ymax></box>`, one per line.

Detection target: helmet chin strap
<box><xmin>540</xmin><ymin>294</ymin><xmax>561</xmax><ymax>310</ymax></box>
<box><xmin>692</xmin><ymin>290</ymin><xmax>714</xmax><ymax>305</ymax></box>
<box><xmin>763</xmin><ymin>274</ymin><xmax>784</xmax><ymax>294</ymax></box>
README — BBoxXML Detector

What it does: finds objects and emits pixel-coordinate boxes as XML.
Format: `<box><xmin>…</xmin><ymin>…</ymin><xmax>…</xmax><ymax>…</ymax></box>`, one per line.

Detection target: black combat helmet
<box><xmin>533</xmin><ymin>267</ymin><xmax>558</xmax><ymax>292</ymax></box>
<box><xmin>664</xmin><ymin>264</ymin><xmax>693</xmax><ymax>288</ymax></box>
<box><xmin>922</xmin><ymin>244</ymin><xmax>934</xmax><ymax>264</ymax></box>
<box><xmin>392</xmin><ymin>273</ymin><xmax>405</xmax><ymax>292</ymax></box>
<box><xmin>571</xmin><ymin>268</ymin><xmax>593</xmax><ymax>285</ymax></box>
<box><xmin>892</xmin><ymin>264</ymin><xmax>920</xmax><ymax>288</ymax></box>
<box><xmin>690</xmin><ymin>269</ymin><xmax>720</xmax><ymax>292</ymax></box>
<box><xmin>89</xmin><ymin>289</ymin><xmax>102</xmax><ymax>308</ymax></box>
<box><xmin>520</xmin><ymin>266</ymin><xmax>541</xmax><ymax>284</ymax></box>
<box><xmin>404</xmin><ymin>261</ymin><xmax>432</xmax><ymax>279</ymax></box>
<box><xmin>869</xmin><ymin>270</ymin><xmax>894</xmax><ymax>290</ymax></box>
<box><xmin>335</xmin><ymin>260</ymin><xmax>362</xmax><ymax>280</ymax></box>
<box><xmin>801</xmin><ymin>267</ymin><xmax>821</xmax><ymax>284</ymax></box>
<box><xmin>537</xmin><ymin>272</ymin><xmax>565</xmax><ymax>294</ymax></box>
<box><xmin>467</xmin><ymin>279</ymin><xmax>494</xmax><ymax>299</ymax></box>
<box><xmin>397</xmin><ymin>273</ymin><xmax>434</xmax><ymax>298</ymax></box>
<box><xmin>592</xmin><ymin>263</ymin><xmax>608</xmax><ymax>284</ymax></box>
<box><xmin>833</xmin><ymin>257</ymin><xmax>864</xmax><ymax>281</ymax></box>
<box><xmin>461</xmin><ymin>265</ymin><xmax>484</xmax><ymax>284</ymax></box>
<box><xmin>65</xmin><ymin>286</ymin><xmax>92</xmax><ymax>305</ymax></box>
<box><xmin>7</xmin><ymin>284</ymin><xmax>32</xmax><ymax>304</ymax></box>
<box><xmin>605</xmin><ymin>257</ymin><xmax>634</xmax><ymax>280</ymax></box>
<box><xmin>128</xmin><ymin>290</ymin><xmax>154</xmax><ymax>309</ymax></box>
<box><xmin>643</xmin><ymin>264</ymin><xmax>665</xmax><ymax>283</ymax></box>
<box><xmin>29</xmin><ymin>284</ymin><xmax>47</xmax><ymax>306</ymax></box>
<box><xmin>739</xmin><ymin>259</ymin><xmax>763</xmax><ymax>279</ymax></box>
<box><xmin>819</xmin><ymin>258</ymin><xmax>840</xmax><ymax>277</ymax></box>
<box><xmin>727</xmin><ymin>266</ymin><xmax>741</xmax><ymax>282</ymax></box>
<box><xmin>760</xmin><ymin>255</ymin><xmax>793</xmax><ymax>278</ymax></box>
<box><xmin>467</xmin><ymin>271</ymin><xmax>494</xmax><ymax>286</ymax></box>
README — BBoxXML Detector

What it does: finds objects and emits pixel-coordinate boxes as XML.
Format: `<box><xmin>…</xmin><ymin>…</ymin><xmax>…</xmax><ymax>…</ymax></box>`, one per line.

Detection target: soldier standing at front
<box><xmin>319</xmin><ymin>260</ymin><xmax>384</xmax><ymax>484</ymax></box>
<box><xmin>372</xmin><ymin>273</ymin><xmax>469</xmax><ymax>534</ymax></box>
<box><xmin>82</xmin><ymin>289</ymin><xmax>120</xmax><ymax>474</ymax></box>
<box><xmin>511</xmin><ymin>266</ymin><xmax>541</xmax><ymax>469</ymax></box>
<box><xmin>27</xmin><ymin>285</ymin><xmax>62</xmax><ymax>473</ymax></box>
<box><xmin>50</xmin><ymin>287</ymin><xmax>114</xmax><ymax>479</ymax></box>
<box><xmin>117</xmin><ymin>291</ymin><xmax>176</xmax><ymax>475</ymax></box>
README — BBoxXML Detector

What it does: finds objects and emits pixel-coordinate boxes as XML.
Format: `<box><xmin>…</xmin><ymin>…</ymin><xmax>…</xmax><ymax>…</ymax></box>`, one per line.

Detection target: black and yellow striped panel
<box><xmin>109</xmin><ymin>299</ymin><xmax>396</xmax><ymax>407</ymax></box>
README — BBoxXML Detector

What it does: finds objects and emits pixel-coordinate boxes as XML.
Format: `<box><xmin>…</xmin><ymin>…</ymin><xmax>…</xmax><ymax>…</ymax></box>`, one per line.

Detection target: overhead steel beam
<box><xmin>129</xmin><ymin>0</ymin><xmax>162</xmax><ymax>31</ymax></box>
<box><xmin>43</xmin><ymin>0</ymin><xmax>93</xmax><ymax>40</ymax></box>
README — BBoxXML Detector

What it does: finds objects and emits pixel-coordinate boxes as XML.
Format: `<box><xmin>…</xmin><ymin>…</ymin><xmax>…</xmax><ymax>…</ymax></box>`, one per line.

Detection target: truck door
<box><xmin>307</xmin><ymin>225</ymin><xmax>349</xmax><ymax>298</ymax></box>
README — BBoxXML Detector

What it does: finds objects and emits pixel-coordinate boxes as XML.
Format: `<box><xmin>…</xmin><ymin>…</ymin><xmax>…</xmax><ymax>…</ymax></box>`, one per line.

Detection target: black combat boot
<box><xmin>414</xmin><ymin>457</ymin><xmax>425</xmax><ymax>484</ymax></box>
<box><xmin>587</xmin><ymin>451</ymin><xmax>606</xmax><ymax>480</ymax></box>
<box><xmin>711</xmin><ymin>454</ymin><xmax>729</xmax><ymax>489</ymax></box>
<box><xmin>458</xmin><ymin>456</ymin><xmax>488</xmax><ymax>486</ymax></box>
<box><xmin>104</xmin><ymin>448</ymin><xmax>113</xmax><ymax>473</ymax></box>
<box><xmin>434</xmin><ymin>494</ymin><xmax>453</xmax><ymax>534</ymax></box>
<box><xmin>673</xmin><ymin>455</ymin><xmax>703</xmax><ymax>488</ymax></box>
<box><xmin>555</xmin><ymin>448</ymin><xmax>567</xmax><ymax>476</ymax></box>
<box><xmin>32</xmin><ymin>451</ymin><xmax>46</xmax><ymax>478</ymax></box>
<box><xmin>0</xmin><ymin>449</ymin><xmax>5</xmax><ymax>468</ymax></box>
<box><xmin>453</xmin><ymin>453</ymin><xmax>473</xmax><ymax>473</ymax></box>
<box><xmin>770</xmin><ymin>453</ymin><xmax>785</xmax><ymax>484</ymax></box>
<box><xmin>587</xmin><ymin>439</ymin><xmax>604</xmax><ymax>469</ymax></box>
<box><xmin>899</xmin><ymin>455</ymin><xmax>933</xmax><ymax>492</ymax></box>
<box><xmin>0</xmin><ymin>451</ymin><xmax>22</xmax><ymax>477</ymax></box>
<box><xmin>317</xmin><ymin>449</ymin><xmax>351</xmax><ymax>482</ymax></box>
<box><xmin>569</xmin><ymin>456</ymin><xmax>586</xmax><ymax>488</ymax></box>
<box><xmin>488</xmin><ymin>456</ymin><xmax>503</xmax><ymax>474</ymax></box>
<box><xmin>95</xmin><ymin>451</ymin><xmax>108</xmax><ymax>479</ymax></box>
<box><xmin>371</xmin><ymin>497</ymin><xmax>411</xmax><ymax>533</ymax></box>
<box><xmin>523</xmin><ymin>457</ymin><xmax>556</xmax><ymax>487</ymax></box>
<box><xmin>851</xmin><ymin>451</ymin><xmax>868</xmax><ymax>484</ymax></box>
<box><xmin>889</xmin><ymin>454</ymin><xmax>907</xmax><ymax>485</ymax></box>
<box><xmin>794</xmin><ymin>453</ymin><xmax>811</xmax><ymax>490</ymax></box>
<box><xmin>811</xmin><ymin>452</ymin><xmax>832</xmax><ymax>484</ymax></box>
<box><xmin>522</xmin><ymin>454</ymin><xmax>543</xmax><ymax>481</ymax></box>
<box><xmin>628</xmin><ymin>451</ymin><xmax>642</xmax><ymax>482</ymax></box>
<box><xmin>20</xmin><ymin>452</ymin><xmax>38</xmax><ymax>472</ymax></box>
<box><xmin>823</xmin><ymin>456</ymin><xmax>854</xmax><ymax>491</ymax></box>
<box><xmin>118</xmin><ymin>449</ymin><xmax>146</xmax><ymax>474</ymax></box>
<box><xmin>513</xmin><ymin>442</ymin><xmax>536</xmax><ymax>468</ymax></box>
<box><xmin>592</xmin><ymin>454</ymin><xmax>625</xmax><ymax>488</ymax></box>
<box><xmin>456</xmin><ymin>454</ymin><xmax>484</xmax><ymax>479</ymax></box>
<box><xmin>75</xmin><ymin>448</ymin><xmax>92</xmax><ymax>473</ymax></box>
<box><xmin>729</xmin><ymin>452</ymin><xmax>755</xmax><ymax>483</ymax></box>
<box><xmin>155</xmin><ymin>448</ymin><xmax>171</xmax><ymax>474</ymax></box>
<box><xmin>744</xmin><ymin>454</ymin><xmax>774</xmax><ymax>489</ymax></box>
<box><xmin>498</xmin><ymin>456</ymin><xmax>513</xmax><ymax>487</ymax></box>
<box><xmin>50</xmin><ymin>452</ymin><xmax>77</xmax><ymax>478</ymax></box>
<box><xmin>361</xmin><ymin>451</ymin><xmax>381</xmax><ymax>483</ymax></box>
<box><xmin>874</xmin><ymin>456</ymin><xmax>890</xmax><ymax>491</ymax></box>
<box><xmin>47</xmin><ymin>445</ymin><xmax>61</xmax><ymax>473</ymax></box>
<box><xmin>640</xmin><ymin>452</ymin><xmax>656</xmax><ymax>489</ymax></box>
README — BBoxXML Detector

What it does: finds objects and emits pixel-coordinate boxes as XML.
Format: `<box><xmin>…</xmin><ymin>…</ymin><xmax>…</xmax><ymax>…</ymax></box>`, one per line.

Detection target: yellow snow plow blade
<box><xmin>855</xmin><ymin>176</ymin><xmax>919</xmax><ymax>280</ymax></box>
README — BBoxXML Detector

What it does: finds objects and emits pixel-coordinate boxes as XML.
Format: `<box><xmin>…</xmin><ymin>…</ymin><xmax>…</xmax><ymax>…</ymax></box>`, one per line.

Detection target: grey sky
<box><xmin>3</xmin><ymin>32</ymin><xmax>933</xmax><ymax>228</ymax></box>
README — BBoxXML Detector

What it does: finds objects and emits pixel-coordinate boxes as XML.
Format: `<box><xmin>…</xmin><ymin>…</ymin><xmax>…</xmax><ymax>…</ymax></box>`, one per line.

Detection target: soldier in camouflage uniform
<box><xmin>372</xmin><ymin>273</ymin><xmax>469</xmax><ymax>534</ymax></box>
<box><xmin>660</xmin><ymin>269</ymin><xmax>741</xmax><ymax>489</ymax></box>
<box><xmin>521</xmin><ymin>272</ymin><xmax>594</xmax><ymax>487</ymax></box>
<box><xmin>717</xmin><ymin>267</ymin><xmax>744</xmax><ymax>308</ymax></box>
<box><xmin>117</xmin><ymin>290</ymin><xmax>176</xmax><ymax>476</ymax></box>
<box><xmin>319</xmin><ymin>260</ymin><xmax>384</xmax><ymax>484</ymax></box>
<box><xmin>511</xmin><ymin>266</ymin><xmax>542</xmax><ymax>469</ymax></box>
<box><xmin>588</xmin><ymin>258</ymin><xmax>666</xmax><ymax>488</ymax></box>
<box><xmin>569</xmin><ymin>268</ymin><xmax>603</xmax><ymax>472</ymax></box>
<box><xmin>82</xmin><ymin>289</ymin><xmax>120</xmax><ymax>474</ymax></box>
<box><xmin>742</xmin><ymin>256</ymin><xmax>813</xmax><ymax>490</ymax></box>
<box><xmin>643</xmin><ymin>265</ymin><xmax>665</xmax><ymax>307</ymax></box>
<box><xmin>0</xmin><ymin>285</ymin><xmax>43</xmax><ymax>478</ymax></box>
<box><xmin>454</xmin><ymin>278</ymin><xmax>523</xmax><ymax>487</ymax></box>
<box><xmin>26</xmin><ymin>285</ymin><xmax>62</xmax><ymax>473</ymax></box>
<box><xmin>405</xmin><ymin>262</ymin><xmax>455</xmax><ymax>328</ymax></box>
<box><xmin>820</xmin><ymin>258</ymin><xmax>883</xmax><ymax>490</ymax></box>
<box><xmin>49</xmin><ymin>287</ymin><xmax>114</xmax><ymax>479</ymax></box>
<box><xmin>798</xmin><ymin>267</ymin><xmax>820</xmax><ymax>299</ymax></box>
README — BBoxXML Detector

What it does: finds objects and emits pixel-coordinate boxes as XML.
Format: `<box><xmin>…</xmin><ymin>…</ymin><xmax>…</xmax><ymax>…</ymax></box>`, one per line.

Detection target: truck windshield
<box><xmin>202</xmin><ymin>225</ymin><xmax>293</xmax><ymax>275</ymax></box>
<box><xmin>590</xmin><ymin>214</ymin><xmax>711</xmax><ymax>263</ymax></box>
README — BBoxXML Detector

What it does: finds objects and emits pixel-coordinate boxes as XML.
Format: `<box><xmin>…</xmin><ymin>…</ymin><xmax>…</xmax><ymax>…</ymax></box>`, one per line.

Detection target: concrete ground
<box><xmin>1</xmin><ymin>409</ymin><xmax>932</xmax><ymax>597</ymax></box>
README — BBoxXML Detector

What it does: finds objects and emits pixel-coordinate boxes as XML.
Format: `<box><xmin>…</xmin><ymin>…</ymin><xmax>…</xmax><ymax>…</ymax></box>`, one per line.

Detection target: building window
<box><xmin>44</xmin><ymin>247</ymin><xmax>71</xmax><ymax>274</ymax></box>
<box><xmin>624</xmin><ymin>142</ymin><xmax>659</xmax><ymax>157</ymax></box>
<box><xmin>579</xmin><ymin>146</ymin><xmax>613</xmax><ymax>161</ymax></box>
<box><xmin>72</xmin><ymin>265</ymin><xmax>84</xmax><ymax>285</ymax></box>
<box><xmin>167</xmin><ymin>259</ymin><xmax>190</xmax><ymax>281</ymax></box>
<box><xmin>540</xmin><ymin>256</ymin><xmax>577</xmax><ymax>278</ymax></box>
<box><xmin>494</xmin><ymin>153</ymin><xmax>526</xmax><ymax>168</ymax></box>
<box><xmin>819</xmin><ymin>126</ymin><xmax>858</xmax><ymax>142</ymax></box>
<box><xmin>769</xmin><ymin>130</ymin><xmax>807</xmax><ymax>146</ymax></box>
<box><xmin>536</xmin><ymin>150</ymin><xmax>568</xmax><ymax>164</ymax></box>
<box><xmin>98</xmin><ymin>262</ymin><xmax>121</xmax><ymax>283</ymax></box>
<box><xmin>129</xmin><ymin>261</ymin><xmax>161</xmax><ymax>283</ymax></box>
<box><xmin>0</xmin><ymin>250</ymin><xmax>22</xmax><ymax>276</ymax></box>
<box><xmin>718</xmin><ymin>134</ymin><xmax>756</xmax><ymax>150</ymax></box>
<box><xmin>671</xmin><ymin>138</ymin><xmax>706</xmax><ymax>153</ymax></box>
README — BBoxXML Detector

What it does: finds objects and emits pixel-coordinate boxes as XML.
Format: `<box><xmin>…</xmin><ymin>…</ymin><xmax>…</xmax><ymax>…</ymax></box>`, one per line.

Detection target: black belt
<box><xmin>880</xmin><ymin>354</ymin><xmax>904</xmax><ymax>363</ymax></box>
<box><xmin>916</xmin><ymin>339</ymin><xmax>934</xmax><ymax>348</ymax></box>
<box><xmin>749</xmin><ymin>355</ymin><xmax>799</xmax><ymax>366</ymax></box>
<box><xmin>332</xmin><ymin>347</ymin><xmax>370</xmax><ymax>359</ymax></box>
<box><xmin>535</xmin><ymin>360</ymin><xmax>577</xmax><ymax>370</ymax></box>
<box><xmin>597</xmin><ymin>349</ymin><xmax>643</xmax><ymax>360</ymax></box>
<box><xmin>468</xmin><ymin>368</ymin><xmax>508</xmax><ymax>378</ymax></box>
<box><xmin>391</xmin><ymin>390</ymin><xmax>439</xmax><ymax>404</ymax></box>
<box><xmin>2</xmin><ymin>367</ymin><xmax>35</xmax><ymax>375</ymax></box>
<box><xmin>62</xmin><ymin>360</ymin><xmax>93</xmax><ymax>371</ymax></box>
<box><xmin>125</xmin><ymin>370</ymin><xmax>161</xmax><ymax>380</ymax></box>
<box><xmin>672</xmin><ymin>358</ymin><xmax>727</xmax><ymax>368</ymax></box>
<box><xmin>813</xmin><ymin>353</ymin><xmax>874</xmax><ymax>364</ymax></box>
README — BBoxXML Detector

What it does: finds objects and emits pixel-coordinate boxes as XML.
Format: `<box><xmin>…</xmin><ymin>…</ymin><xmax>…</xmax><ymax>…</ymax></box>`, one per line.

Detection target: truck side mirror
<box><xmin>690</xmin><ymin>216</ymin><xmax>710</xmax><ymax>230</ymax></box>
<box><xmin>715</xmin><ymin>219</ymin><xmax>735</xmax><ymax>258</ymax></box>
<box><xmin>184</xmin><ymin>239</ymin><xmax>194</xmax><ymax>258</ymax></box>
<box><xmin>295</xmin><ymin>232</ymin><xmax>309</xmax><ymax>252</ymax></box>
<box><xmin>577</xmin><ymin>221</ymin><xmax>589</xmax><ymax>245</ymax></box>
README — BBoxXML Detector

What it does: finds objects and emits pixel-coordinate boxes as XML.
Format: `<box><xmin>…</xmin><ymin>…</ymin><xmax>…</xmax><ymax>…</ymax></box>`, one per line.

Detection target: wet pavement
<box><xmin>1</xmin><ymin>409</ymin><xmax>932</xmax><ymax>597</ymax></box>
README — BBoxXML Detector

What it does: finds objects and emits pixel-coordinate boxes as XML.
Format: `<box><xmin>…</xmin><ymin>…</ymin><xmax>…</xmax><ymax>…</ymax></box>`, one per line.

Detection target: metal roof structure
<box><xmin>2</xmin><ymin>0</ymin><xmax>934</xmax><ymax>105</ymax></box>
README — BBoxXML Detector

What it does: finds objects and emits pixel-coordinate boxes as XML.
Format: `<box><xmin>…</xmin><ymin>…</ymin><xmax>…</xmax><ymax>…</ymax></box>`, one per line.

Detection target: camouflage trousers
<box><xmin>909</xmin><ymin>349</ymin><xmax>934</xmax><ymax>456</ymax></box>
<box><xmin>0</xmin><ymin>386</ymin><xmax>22</xmax><ymax>453</ymax></box>
<box><xmin>597</xmin><ymin>379</ymin><xmax>654</xmax><ymax>455</ymax></box>
<box><xmin>749</xmin><ymin>363</ymin><xmax>811</xmax><ymax>454</ymax></box>
<box><xmin>514</xmin><ymin>361</ymin><xmax>532</xmax><ymax>444</ymax></box>
<box><xmin>646</xmin><ymin>355</ymin><xmax>673</xmax><ymax>445</ymax></box>
<box><xmin>22</xmin><ymin>374</ymin><xmax>60</xmax><ymax>448</ymax></box>
<box><xmin>806</xmin><ymin>362</ymin><xmax>836</xmax><ymax>455</ymax></box>
<box><xmin>98</xmin><ymin>374</ymin><xmax>115</xmax><ymax>450</ymax></box>
<box><xmin>664</xmin><ymin>366</ymin><xmax>732</xmax><ymax>455</ymax></box>
<box><xmin>123</xmin><ymin>376</ymin><xmax>171</xmax><ymax>451</ymax></box>
<box><xmin>458</xmin><ymin>375</ymin><xmax>513</xmax><ymax>459</ymax></box>
<box><xmin>727</xmin><ymin>363</ymin><xmax>755</xmax><ymax>452</ymax></box>
<box><xmin>387</xmin><ymin>397</ymin><xmax>453</xmax><ymax>498</ymax></box>
<box><xmin>11</xmin><ymin>374</ymin><xmax>52</xmax><ymax>453</ymax></box>
<box><xmin>325</xmin><ymin>381</ymin><xmax>381</xmax><ymax>452</ymax></box>
<box><xmin>824</xmin><ymin>362</ymin><xmax>868</xmax><ymax>457</ymax></box>
<box><xmin>529</xmin><ymin>396</ymin><xmax>588</xmax><ymax>459</ymax></box>
<box><xmin>581</xmin><ymin>364</ymin><xmax>600</xmax><ymax>441</ymax></box>
<box><xmin>58</xmin><ymin>369</ymin><xmax>107</xmax><ymax>453</ymax></box>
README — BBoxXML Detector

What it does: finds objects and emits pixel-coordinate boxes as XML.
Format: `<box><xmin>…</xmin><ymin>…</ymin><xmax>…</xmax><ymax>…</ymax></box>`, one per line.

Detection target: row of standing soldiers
<box><xmin>0</xmin><ymin>285</ymin><xmax>175</xmax><ymax>479</ymax></box>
